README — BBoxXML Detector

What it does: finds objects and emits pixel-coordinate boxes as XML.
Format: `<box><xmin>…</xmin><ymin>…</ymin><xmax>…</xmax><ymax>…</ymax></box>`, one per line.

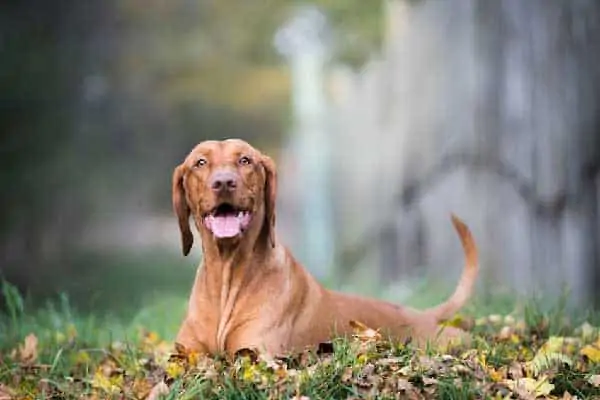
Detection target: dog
<box><xmin>172</xmin><ymin>139</ymin><xmax>478</xmax><ymax>357</ymax></box>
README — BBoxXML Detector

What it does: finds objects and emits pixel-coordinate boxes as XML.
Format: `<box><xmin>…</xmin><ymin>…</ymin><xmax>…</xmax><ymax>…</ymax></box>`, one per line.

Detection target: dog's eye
<box><xmin>238</xmin><ymin>156</ymin><xmax>251</xmax><ymax>166</ymax></box>
<box><xmin>195</xmin><ymin>158</ymin><xmax>207</xmax><ymax>168</ymax></box>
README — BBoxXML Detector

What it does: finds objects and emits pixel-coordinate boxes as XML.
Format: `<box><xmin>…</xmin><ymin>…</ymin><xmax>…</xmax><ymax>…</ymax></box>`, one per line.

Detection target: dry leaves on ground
<box><xmin>1</xmin><ymin>314</ymin><xmax>600</xmax><ymax>399</ymax></box>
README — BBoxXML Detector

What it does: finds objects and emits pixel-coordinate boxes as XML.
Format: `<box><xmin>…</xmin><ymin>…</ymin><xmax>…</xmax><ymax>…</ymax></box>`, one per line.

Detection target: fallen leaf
<box><xmin>560</xmin><ymin>391</ymin><xmax>577</xmax><ymax>400</ymax></box>
<box><xmin>504</xmin><ymin>315</ymin><xmax>516</xmax><ymax>325</ymax></box>
<box><xmin>91</xmin><ymin>369</ymin><xmax>123</xmax><ymax>394</ymax></box>
<box><xmin>442</xmin><ymin>314</ymin><xmax>474</xmax><ymax>330</ymax></box>
<box><xmin>376</xmin><ymin>357</ymin><xmax>405</xmax><ymax>367</ymax></box>
<box><xmin>396</xmin><ymin>378</ymin><xmax>415</xmax><ymax>391</ymax></box>
<box><xmin>173</xmin><ymin>342</ymin><xmax>189</xmax><ymax>356</ymax></box>
<box><xmin>508</xmin><ymin>361</ymin><xmax>525</xmax><ymax>380</ymax></box>
<box><xmin>349</xmin><ymin>320</ymin><xmax>382</xmax><ymax>341</ymax></box>
<box><xmin>0</xmin><ymin>384</ymin><xmax>14</xmax><ymax>400</ymax></box>
<box><xmin>18</xmin><ymin>333</ymin><xmax>38</xmax><ymax>365</ymax></box>
<box><xmin>488</xmin><ymin>367</ymin><xmax>504</xmax><ymax>382</ymax></box>
<box><xmin>235</xmin><ymin>348</ymin><xmax>259</xmax><ymax>363</ymax></box>
<box><xmin>540</xmin><ymin>336</ymin><xmax>579</xmax><ymax>355</ymax></box>
<box><xmin>146</xmin><ymin>381</ymin><xmax>170</xmax><ymax>400</ymax></box>
<box><xmin>131</xmin><ymin>378</ymin><xmax>155</xmax><ymax>399</ymax></box>
<box><xmin>165</xmin><ymin>361</ymin><xmax>185</xmax><ymax>379</ymax></box>
<box><xmin>580</xmin><ymin>342</ymin><xmax>600</xmax><ymax>363</ymax></box>
<box><xmin>498</xmin><ymin>326</ymin><xmax>514</xmax><ymax>340</ymax></box>
<box><xmin>588</xmin><ymin>374</ymin><xmax>600</xmax><ymax>387</ymax></box>
<box><xmin>341</xmin><ymin>367</ymin><xmax>353</xmax><ymax>383</ymax></box>
<box><xmin>576</xmin><ymin>321</ymin><xmax>597</xmax><ymax>340</ymax></box>
<box><xmin>527</xmin><ymin>351</ymin><xmax>573</xmax><ymax>376</ymax></box>
<box><xmin>66</xmin><ymin>323</ymin><xmax>78</xmax><ymax>342</ymax></box>
<box><xmin>73</xmin><ymin>350</ymin><xmax>91</xmax><ymax>365</ymax></box>
<box><xmin>422</xmin><ymin>377</ymin><xmax>438</xmax><ymax>386</ymax></box>
<box><xmin>504</xmin><ymin>376</ymin><xmax>555</xmax><ymax>398</ymax></box>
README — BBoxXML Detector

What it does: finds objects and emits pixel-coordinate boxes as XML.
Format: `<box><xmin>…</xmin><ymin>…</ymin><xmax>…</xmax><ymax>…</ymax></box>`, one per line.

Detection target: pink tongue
<box><xmin>208</xmin><ymin>215</ymin><xmax>241</xmax><ymax>238</ymax></box>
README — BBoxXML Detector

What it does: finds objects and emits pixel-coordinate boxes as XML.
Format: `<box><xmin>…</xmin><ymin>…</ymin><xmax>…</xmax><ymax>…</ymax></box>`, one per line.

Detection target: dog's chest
<box><xmin>213</xmin><ymin>298</ymin><xmax>285</xmax><ymax>354</ymax></box>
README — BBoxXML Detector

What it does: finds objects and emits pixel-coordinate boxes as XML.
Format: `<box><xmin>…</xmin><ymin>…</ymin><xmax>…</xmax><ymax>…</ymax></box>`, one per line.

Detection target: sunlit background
<box><xmin>1</xmin><ymin>0</ymin><xmax>599</xmax><ymax>338</ymax></box>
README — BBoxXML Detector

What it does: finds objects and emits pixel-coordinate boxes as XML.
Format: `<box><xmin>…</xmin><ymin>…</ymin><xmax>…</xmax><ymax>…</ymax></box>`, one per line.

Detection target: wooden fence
<box><xmin>316</xmin><ymin>0</ymin><xmax>600</xmax><ymax>306</ymax></box>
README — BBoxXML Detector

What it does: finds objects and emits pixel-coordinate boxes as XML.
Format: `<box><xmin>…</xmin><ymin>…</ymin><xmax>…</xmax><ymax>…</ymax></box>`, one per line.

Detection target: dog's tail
<box><xmin>424</xmin><ymin>214</ymin><xmax>479</xmax><ymax>322</ymax></box>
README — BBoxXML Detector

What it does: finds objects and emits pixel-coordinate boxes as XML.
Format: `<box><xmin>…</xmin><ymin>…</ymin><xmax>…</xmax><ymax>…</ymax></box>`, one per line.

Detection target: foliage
<box><xmin>2</xmin><ymin>282</ymin><xmax>600</xmax><ymax>399</ymax></box>
<box><xmin>0</xmin><ymin>0</ymin><xmax>384</xmax><ymax>293</ymax></box>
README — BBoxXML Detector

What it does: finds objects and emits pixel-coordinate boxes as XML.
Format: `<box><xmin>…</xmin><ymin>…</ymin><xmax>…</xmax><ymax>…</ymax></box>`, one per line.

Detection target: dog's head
<box><xmin>172</xmin><ymin>139</ymin><xmax>277</xmax><ymax>255</ymax></box>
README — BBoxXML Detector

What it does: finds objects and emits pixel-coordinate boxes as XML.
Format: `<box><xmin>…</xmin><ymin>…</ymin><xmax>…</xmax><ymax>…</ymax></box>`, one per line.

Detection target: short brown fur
<box><xmin>172</xmin><ymin>139</ymin><xmax>479</xmax><ymax>356</ymax></box>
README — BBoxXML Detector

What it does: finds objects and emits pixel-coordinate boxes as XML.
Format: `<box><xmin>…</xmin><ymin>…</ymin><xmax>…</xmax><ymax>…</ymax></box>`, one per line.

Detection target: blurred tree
<box><xmin>0</xmin><ymin>0</ymin><xmax>384</xmax><ymax>300</ymax></box>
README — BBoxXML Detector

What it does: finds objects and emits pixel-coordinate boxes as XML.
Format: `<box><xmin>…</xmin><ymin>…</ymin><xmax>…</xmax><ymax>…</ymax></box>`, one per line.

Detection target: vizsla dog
<box><xmin>172</xmin><ymin>139</ymin><xmax>478</xmax><ymax>357</ymax></box>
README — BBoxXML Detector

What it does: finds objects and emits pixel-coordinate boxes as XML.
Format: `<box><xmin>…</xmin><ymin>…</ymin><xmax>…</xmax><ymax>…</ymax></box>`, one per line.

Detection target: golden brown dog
<box><xmin>172</xmin><ymin>139</ymin><xmax>478</xmax><ymax>357</ymax></box>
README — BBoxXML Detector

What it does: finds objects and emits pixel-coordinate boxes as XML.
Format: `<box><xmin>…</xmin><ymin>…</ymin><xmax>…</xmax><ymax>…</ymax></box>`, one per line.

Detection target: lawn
<box><xmin>1</xmin><ymin>276</ymin><xmax>600</xmax><ymax>399</ymax></box>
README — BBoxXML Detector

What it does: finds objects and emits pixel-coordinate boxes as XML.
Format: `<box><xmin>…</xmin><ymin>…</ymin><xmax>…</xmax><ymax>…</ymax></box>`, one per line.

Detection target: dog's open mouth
<box><xmin>203</xmin><ymin>203</ymin><xmax>252</xmax><ymax>239</ymax></box>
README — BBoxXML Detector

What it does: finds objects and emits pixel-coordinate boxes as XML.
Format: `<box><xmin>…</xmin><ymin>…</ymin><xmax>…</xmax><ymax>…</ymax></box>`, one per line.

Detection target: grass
<box><xmin>2</xmin><ymin>274</ymin><xmax>600</xmax><ymax>399</ymax></box>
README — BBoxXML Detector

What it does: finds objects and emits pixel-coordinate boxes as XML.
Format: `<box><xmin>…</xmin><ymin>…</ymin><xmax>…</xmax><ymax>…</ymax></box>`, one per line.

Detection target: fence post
<box><xmin>274</xmin><ymin>5</ymin><xmax>334</xmax><ymax>278</ymax></box>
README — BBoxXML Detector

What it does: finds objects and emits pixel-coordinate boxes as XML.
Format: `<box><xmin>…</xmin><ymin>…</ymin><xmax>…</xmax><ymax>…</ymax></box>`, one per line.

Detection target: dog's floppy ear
<box><xmin>261</xmin><ymin>155</ymin><xmax>277</xmax><ymax>248</ymax></box>
<box><xmin>172</xmin><ymin>164</ymin><xmax>193</xmax><ymax>256</ymax></box>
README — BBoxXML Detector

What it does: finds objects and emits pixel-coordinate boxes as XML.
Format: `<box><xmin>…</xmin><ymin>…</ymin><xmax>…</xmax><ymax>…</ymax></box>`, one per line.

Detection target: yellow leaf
<box><xmin>442</xmin><ymin>314</ymin><xmax>469</xmax><ymax>329</ymax></box>
<box><xmin>187</xmin><ymin>350</ymin><xmax>202</xmax><ymax>366</ymax></box>
<box><xmin>242</xmin><ymin>365</ymin><xmax>258</xmax><ymax>382</ymax></box>
<box><xmin>165</xmin><ymin>362</ymin><xmax>185</xmax><ymax>379</ymax></box>
<box><xmin>503</xmin><ymin>376</ymin><xmax>555</xmax><ymax>398</ymax></box>
<box><xmin>542</xmin><ymin>336</ymin><xmax>565</xmax><ymax>352</ymax></box>
<box><xmin>54</xmin><ymin>331</ymin><xmax>66</xmax><ymax>344</ymax></box>
<box><xmin>143</xmin><ymin>331</ymin><xmax>160</xmax><ymax>346</ymax></box>
<box><xmin>91</xmin><ymin>370</ymin><xmax>123</xmax><ymax>394</ymax></box>
<box><xmin>356</xmin><ymin>354</ymin><xmax>369</xmax><ymax>365</ymax></box>
<box><xmin>66</xmin><ymin>324</ymin><xmax>78</xmax><ymax>341</ymax></box>
<box><xmin>170</xmin><ymin>341</ymin><xmax>203</xmax><ymax>366</ymax></box>
<box><xmin>539</xmin><ymin>336</ymin><xmax>579</xmax><ymax>355</ymax></box>
<box><xmin>580</xmin><ymin>343</ymin><xmax>600</xmax><ymax>363</ymax></box>
<box><xmin>488</xmin><ymin>368</ymin><xmax>504</xmax><ymax>382</ymax></box>
<box><xmin>526</xmin><ymin>352</ymin><xmax>573</xmax><ymax>376</ymax></box>
<box><xmin>74</xmin><ymin>350</ymin><xmax>91</xmax><ymax>365</ymax></box>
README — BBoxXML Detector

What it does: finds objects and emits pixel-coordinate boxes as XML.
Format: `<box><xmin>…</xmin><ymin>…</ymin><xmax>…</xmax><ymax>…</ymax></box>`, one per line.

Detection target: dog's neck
<box><xmin>195</xmin><ymin>206</ymin><xmax>270</xmax><ymax>279</ymax></box>
<box><xmin>193</xmin><ymin>213</ymin><xmax>274</xmax><ymax>351</ymax></box>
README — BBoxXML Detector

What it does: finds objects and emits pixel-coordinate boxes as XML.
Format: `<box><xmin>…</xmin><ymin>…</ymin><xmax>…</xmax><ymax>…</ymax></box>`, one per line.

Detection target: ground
<box><xmin>1</xmin><ymin>279</ymin><xmax>600</xmax><ymax>399</ymax></box>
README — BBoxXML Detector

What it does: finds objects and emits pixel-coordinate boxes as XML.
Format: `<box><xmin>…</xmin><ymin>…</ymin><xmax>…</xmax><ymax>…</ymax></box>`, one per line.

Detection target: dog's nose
<box><xmin>210</xmin><ymin>170</ymin><xmax>238</xmax><ymax>192</ymax></box>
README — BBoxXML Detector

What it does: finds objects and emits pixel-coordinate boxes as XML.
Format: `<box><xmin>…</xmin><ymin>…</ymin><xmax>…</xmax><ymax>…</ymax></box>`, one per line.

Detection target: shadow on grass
<box><xmin>0</xmin><ymin>250</ymin><xmax>200</xmax><ymax>348</ymax></box>
<box><xmin>3</xmin><ymin>250</ymin><xmax>198</xmax><ymax>318</ymax></box>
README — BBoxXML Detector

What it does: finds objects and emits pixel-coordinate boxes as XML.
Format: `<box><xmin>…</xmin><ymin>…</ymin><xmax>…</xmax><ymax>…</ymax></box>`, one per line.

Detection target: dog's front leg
<box><xmin>175</xmin><ymin>318</ymin><xmax>210</xmax><ymax>354</ymax></box>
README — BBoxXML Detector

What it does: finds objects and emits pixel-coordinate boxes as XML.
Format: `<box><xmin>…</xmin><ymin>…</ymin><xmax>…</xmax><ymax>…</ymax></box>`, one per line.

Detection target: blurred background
<box><xmin>1</xmin><ymin>0</ymin><xmax>599</xmax><ymax>333</ymax></box>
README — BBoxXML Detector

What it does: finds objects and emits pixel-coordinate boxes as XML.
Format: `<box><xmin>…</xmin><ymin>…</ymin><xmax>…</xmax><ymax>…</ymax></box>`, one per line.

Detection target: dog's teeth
<box><xmin>237</xmin><ymin>211</ymin><xmax>243</xmax><ymax>218</ymax></box>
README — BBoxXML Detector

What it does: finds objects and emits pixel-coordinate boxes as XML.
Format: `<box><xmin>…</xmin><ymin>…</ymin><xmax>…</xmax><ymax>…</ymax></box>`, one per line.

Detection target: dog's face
<box><xmin>172</xmin><ymin>139</ymin><xmax>277</xmax><ymax>255</ymax></box>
